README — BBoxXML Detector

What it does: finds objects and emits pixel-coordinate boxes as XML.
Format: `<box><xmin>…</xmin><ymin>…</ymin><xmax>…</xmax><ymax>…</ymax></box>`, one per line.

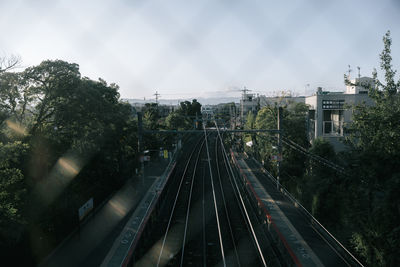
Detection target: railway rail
<box><xmin>132</xmin><ymin>129</ymin><xmax>270</xmax><ymax>266</ymax></box>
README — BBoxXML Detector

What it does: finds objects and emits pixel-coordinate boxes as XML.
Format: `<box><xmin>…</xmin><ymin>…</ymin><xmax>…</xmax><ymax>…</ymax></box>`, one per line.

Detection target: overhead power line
<box><xmin>256</xmin><ymin>133</ymin><xmax>347</xmax><ymax>175</ymax></box>
<box><xmin>281</xmin><ymin>137</ymin><xmax>347</xmax><ymax>175</ymax></box>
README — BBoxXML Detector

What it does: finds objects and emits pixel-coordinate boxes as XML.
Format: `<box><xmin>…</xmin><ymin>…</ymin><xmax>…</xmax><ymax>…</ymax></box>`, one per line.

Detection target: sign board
<box><xmin>271</xmin><ymin>154</ymin><xmax>282</xmax><ymax>162</ymax></box>
<box><xmin>78</xmin><ymin>198</ymin><xmax>93</xmax><ymax>221</ymax></box>
<box><xmin>164</xmin><ymin>150</ymin><xmax>168</xmax><ymax>159</ymax></box>
<box><xmin>144</xmin><ymin>155</ymin><xmax>150</xmax><ymax>161</ymax></box>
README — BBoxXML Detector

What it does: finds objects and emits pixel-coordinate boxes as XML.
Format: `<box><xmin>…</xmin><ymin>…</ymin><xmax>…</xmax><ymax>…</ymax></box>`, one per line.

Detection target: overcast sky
<box><xmin>1</xmin><ymin>0</ymin><xmax>399</xmax><ymax>100</ymax></box>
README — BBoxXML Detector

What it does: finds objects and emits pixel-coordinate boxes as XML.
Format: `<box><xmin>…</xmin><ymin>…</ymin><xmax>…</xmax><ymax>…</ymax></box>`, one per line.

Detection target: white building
<box><xmin>305</xmin><ymin>77</ymin><xmax>374</xmax><ymax>150</ymax></box>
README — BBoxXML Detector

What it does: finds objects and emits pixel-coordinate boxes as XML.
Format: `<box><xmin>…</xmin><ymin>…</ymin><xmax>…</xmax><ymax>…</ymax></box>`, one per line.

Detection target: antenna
<box><xmin>154</xmin><ymin>91</ymin><xmax>160</xmax><ymax>104</ymax></box>
<box><xmin>347</xmin><ymin>65</ymin><xmax>352</xmax><ymax>79</ymax></box>
<box><xmin>357</xmin><ymin>66</ymin><xmax>361</xmax><ymax>78</ymax></box>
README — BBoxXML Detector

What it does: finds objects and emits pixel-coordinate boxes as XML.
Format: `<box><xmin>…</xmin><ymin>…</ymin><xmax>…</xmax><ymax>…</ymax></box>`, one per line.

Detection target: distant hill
<box><xmin>122</xmin><ymin>97</ymin><xmax>240</xmax><ymax>106</ymax></box>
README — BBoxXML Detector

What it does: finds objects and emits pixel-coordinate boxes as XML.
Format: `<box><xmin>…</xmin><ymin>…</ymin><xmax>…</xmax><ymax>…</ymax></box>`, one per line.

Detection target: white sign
<box><xmin>78</xmin><ymin>198</ymin><xmax>93</xmax><ymax>221</ymax></box>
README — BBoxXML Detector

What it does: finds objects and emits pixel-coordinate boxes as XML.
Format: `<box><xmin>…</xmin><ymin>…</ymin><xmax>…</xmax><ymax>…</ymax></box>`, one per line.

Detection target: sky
<box><xmin>1</xmin><ymin>0</ymin><xmax>400</xmax><ymax>100</ymax></box>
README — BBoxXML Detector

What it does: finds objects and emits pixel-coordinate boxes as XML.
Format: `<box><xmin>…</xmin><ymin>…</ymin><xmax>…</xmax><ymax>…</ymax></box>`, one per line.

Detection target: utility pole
<box><xmin>137</xmin><ymin>112</ymin><xmax>144</xmax><ymax>184</ymax></box>
<box><xmin>277</xmin><ymin>107</ymin><xmax>283</xmax><ymax>191</ymax></box>
<box><xmin>154</xmin><ymin>91</ymin><xmax>160</xmax><ymax>104</ymax></box>
<box><xmin>240</xmin><ymin>86</ymin><xmax>252</xmax><ymax>127</ymax></box>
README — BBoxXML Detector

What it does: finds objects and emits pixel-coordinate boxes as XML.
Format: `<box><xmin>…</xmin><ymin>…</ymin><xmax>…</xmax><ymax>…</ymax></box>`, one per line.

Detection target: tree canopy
<box><xmin>0</xmin><ymin>59</ymin><xmax>138</xmax><ymax>264</ymax></box>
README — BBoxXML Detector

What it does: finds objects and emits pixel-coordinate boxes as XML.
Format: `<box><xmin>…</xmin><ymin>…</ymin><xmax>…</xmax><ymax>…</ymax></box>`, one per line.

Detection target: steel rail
<box><xmin>214</xmin><ymin>134</ymin><xmax>241</xmax><ymax>266</ymax></box>
<box><xmin>179</xmin><ymin>136</ymin><xmax>205</xmax><ymax>266</ymax></box>
<box><xmin>156</xmin><ymin>136</ymin><xmax>205</xmax><ymax>267</ymax></box>
<box><xmin>203</xmin><ymin>126</ymin><xmax>227</xmax><ymax>267</ymax></box>
<box><xmin>215</xmin><ymin>125</ymin><xmax>268</xmax><ymax>267</ymax></box>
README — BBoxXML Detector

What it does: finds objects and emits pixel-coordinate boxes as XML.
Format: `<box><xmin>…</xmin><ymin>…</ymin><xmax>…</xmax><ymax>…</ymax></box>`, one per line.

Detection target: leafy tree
<box><xmin>343</xmin><ymin>30</ymin><xmax>400</xmax><ymax>266</ymax></box>
<box><xmin>299</xmin><ymin>139</ymin><xmax>344</xmax><ymax>228</ymax></box>
<box><xmin>166</xmin><ymin>112</ymin><xmax>190</xmax><ymax>130</ymax></box>
<box><xmin>23</xmin><ymin>60</ymin><xmax>81</xmax><ymax>135</ymax></box>
<box><xmin>0</xmin><ymin>59</ymin><xmax>139</xmax><ymax>264</ymax></box>
<box><xmin>0</xmin><ymin>141</ymin><xmax>29</xmax><ymax>247</ymax></box>
<box><xmin>254</xmin><ymin>102</ymin><xmax>309</xmax><ymax>191</ymax></box>
<box><xmin>166</xmin><ymin>99</ymin><xmax>202</xmax><ymax>130</ymax></box>
<box><xmin>214</xmin><ymin>102</ymin><xmax>236</xmax><ymax>124</ymax></box>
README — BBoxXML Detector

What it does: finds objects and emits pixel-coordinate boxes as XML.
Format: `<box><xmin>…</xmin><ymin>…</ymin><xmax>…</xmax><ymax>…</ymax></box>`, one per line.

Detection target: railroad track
<box><xmin>133</xmin><ymin>128</ymin><xmax>270</xmax><ymax>267</ymax></box>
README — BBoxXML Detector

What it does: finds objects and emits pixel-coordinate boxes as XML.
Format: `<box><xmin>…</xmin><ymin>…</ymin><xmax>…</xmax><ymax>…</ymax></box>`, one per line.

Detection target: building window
<box><xmin>322</xmin><ymin>100</ymin><xmax>344</xmax><ymax>109</ymax></box>
<box><xmin>323</xmin><ymin>110</ymin><xmax>344</xmax><ymax>136</ymax></box>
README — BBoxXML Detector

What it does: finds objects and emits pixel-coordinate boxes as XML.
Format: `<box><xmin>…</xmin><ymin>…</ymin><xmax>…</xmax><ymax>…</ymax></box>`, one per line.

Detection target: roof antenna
<box><xmin>347</xmin><ymin>65</ymin><xmax>352</xmax><ymax>79</ymax></box>
<box><xmin>357</xmin><ymin>66</ymin><xmax>361</xmax><ymax>78</ymax></box>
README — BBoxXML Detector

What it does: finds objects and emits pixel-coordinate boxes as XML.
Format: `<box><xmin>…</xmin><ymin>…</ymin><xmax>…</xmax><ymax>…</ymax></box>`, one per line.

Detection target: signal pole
<box><xmin>137</xmin><ymin>112</ymin><xmax>144</xmax><ymax>184</ymax></box>
<box><xmin>277</xmin><ymin>107</ymin><xmax>283</xmax><ymax>191</ymax></box>
<box><xmin>154</xmin><ymin>91</ymin><xmax>160</xmax><ymax>104</ymax></box>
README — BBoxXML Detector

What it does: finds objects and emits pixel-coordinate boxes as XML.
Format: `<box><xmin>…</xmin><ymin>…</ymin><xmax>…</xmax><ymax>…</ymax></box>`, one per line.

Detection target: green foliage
<box><xmin>300</xmin><ymin>139</ymin><xmax>343</xmax><ymax>226</ymax></box>
<box><xmin>166</xmin><ymin>111</ymin><xmax>190</xmax><ymax>130</ymax></box>
<box><xmin>214</xmin><ymin>102</ymin><xmax>236</xmax><ymax>123</ymax></box>
<box><xmin>341</xmin><ymin>31</ymin><xmax>400</xmax><ymax>266</ymax></box>
<box><xmin>0</xmin><ymin>59</ymin><xmax>138</xmax><ymax>263</ymax></box>
<box><xmin>0</xmin><ymin>141</ymin><xmax>29</xmax><ymax>247</ymax></box>
<box><xmin>166</xmin><ymin>99</ymin><xmax>202</xmax><ymax>130</ymax></box>
<box><xmin>253</xmin><ymin>102</ymin><xmax>309</xmax><ymax>188</ymax></box>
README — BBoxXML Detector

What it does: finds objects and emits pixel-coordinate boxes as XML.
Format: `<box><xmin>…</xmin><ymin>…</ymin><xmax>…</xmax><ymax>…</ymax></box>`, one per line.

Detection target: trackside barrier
<box><xmin>230</xmin><ymin>150</ymin><xmax>302</xmax><ymax>267</ymax></box>
<box><xmin>121</xmin><ymin>154</ymin><xmax>178</xmax><ymax>267</ymax></box>
<box><xmin>250</xmin><ymin>158</ymin><xmax>365</xmax><ymax>267</ymax></box>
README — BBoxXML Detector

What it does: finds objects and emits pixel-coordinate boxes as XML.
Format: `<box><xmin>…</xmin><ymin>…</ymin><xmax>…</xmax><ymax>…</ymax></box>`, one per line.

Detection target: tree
<box><xmin>0</xmin><ymin>54</ymin><xmax>21</xmax><ymax>73</ymax></box>
<box><xmin>23</xmin><ymin>60</ymin><xmax>81</xmax><ymax>135</ymax></box>
<box><xmin>166</xmin><ymin>112</ymin><xmax>190</xmax><ymax>130</ymax></box>
<box><xmin>0</xmin><ymin>58</ymin><xmax>140</xmax><ymax>264</ymax></box>
<box><xmin>165</xmin><ymin>99</ymin><xmax>202</xmax><ymax>130</ymax></box>
<box><xmin>254</xmin><ymin>102</ymin><xmax>309</xmax><ymax>191</ymax></box>
<box><xmin>299</xmin><ymin>139</ymin><xmax>343</xmax><ymax>228</ymax></box>
<box><xmin>0</xmin><ymin>141</ymin><xmax>29</xmax><ymax>248</ymax></box>
<box><xmin>343</xmin><ymin>31</ymin><xmax>400</xmax><ymax>266</ymax></box>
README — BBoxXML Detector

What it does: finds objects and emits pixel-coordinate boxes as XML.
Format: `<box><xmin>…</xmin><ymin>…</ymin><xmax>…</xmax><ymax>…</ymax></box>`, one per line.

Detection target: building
<box><xmin>259</xmin><ymin>95</ymin><xmax>305</xmax><ymax>107</ymax></box>
<box><xmin>305</xmin><ymin>77</ymin><xmax>374</xmax><ymax>151</ymax></box>
<box><xmin>240</xmin><ymin>92</ymin><xmax>259</xmax><ymax>123</ymax></box>
<box><xmin>240</xmin><ymin>92</ymin><xmax>306</xmax><ymax>124</ymax></box>
<box><xmin>129</xmin><ymin>102</ymin><xmax>177</xmax><ymax>117</ymax></box>
<box><xmin>201</xmin><ymin>105</ymin><xmax>214</xmax><ymax>120</ymax></box>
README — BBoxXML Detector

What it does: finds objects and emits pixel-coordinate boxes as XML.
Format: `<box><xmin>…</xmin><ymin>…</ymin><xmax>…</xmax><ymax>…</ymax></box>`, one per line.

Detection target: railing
<box><xmin>323</xmin><ymin>120</ymin><xmax>344</xmax><ymax>136</ymax></box>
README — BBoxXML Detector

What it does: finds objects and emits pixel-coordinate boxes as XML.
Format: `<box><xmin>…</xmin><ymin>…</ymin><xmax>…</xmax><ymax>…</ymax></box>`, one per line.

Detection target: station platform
<box><xmin>232</xmin><ymin>151</ymin><xmax>356</xmax><ymax>267</ymax></box>
<box><xmin>101</xmin><ymin>158</ymin><xmax>176</xmax><ymax>267</ymax></box>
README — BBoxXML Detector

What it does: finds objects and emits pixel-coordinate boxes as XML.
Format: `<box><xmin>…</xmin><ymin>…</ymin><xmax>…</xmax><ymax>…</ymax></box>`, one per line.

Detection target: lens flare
<box><xmin>58</xmin><ymin>157</ymin><xmax>80</xmax><ymax>177</ymax></box>
<box><xmin>5</xmin><ymin>120</ymin><xmax>27</xmax><ymax>136</ymax></box>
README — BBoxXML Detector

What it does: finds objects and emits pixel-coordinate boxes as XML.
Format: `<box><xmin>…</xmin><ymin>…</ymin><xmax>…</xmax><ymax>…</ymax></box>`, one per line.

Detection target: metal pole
<box><xmin>277</xmin><ymin>107</ymin><xmax>283</xmax><ymax>191</ymax></box>
<box><xmin>137</xmin><ymin>112</ymin><xmax>144</xmax><ymax>185</ymax></box>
